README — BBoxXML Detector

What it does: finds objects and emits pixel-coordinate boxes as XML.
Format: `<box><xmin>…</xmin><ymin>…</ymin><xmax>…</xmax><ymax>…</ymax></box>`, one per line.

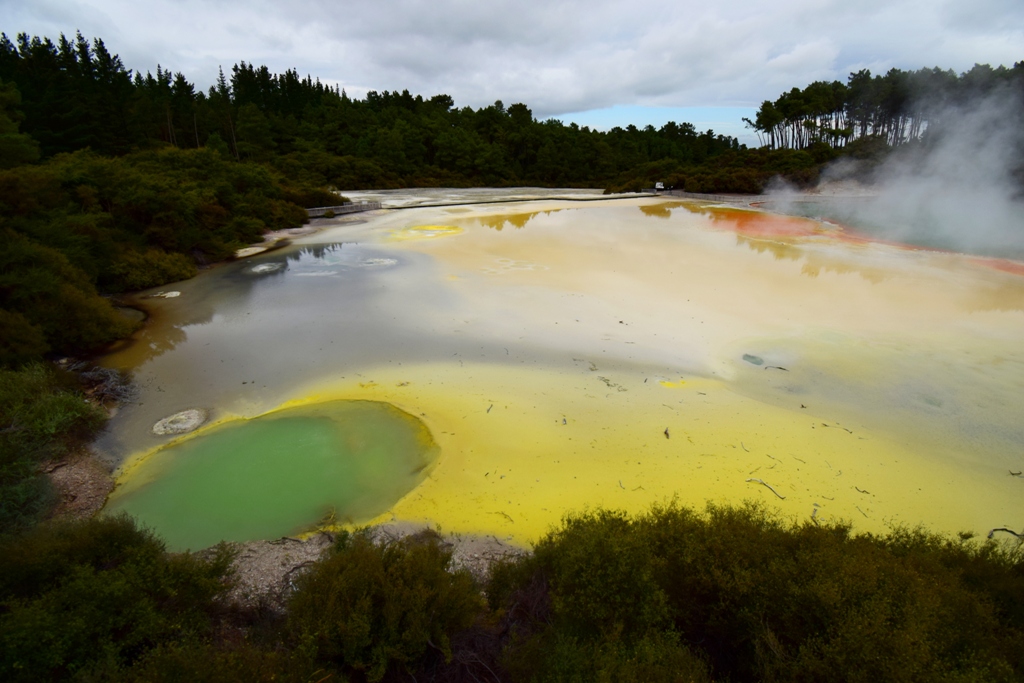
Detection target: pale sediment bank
<box><xmin>224</xmin><ymin>524</ymin><xmax>525</xmax><ymax>608</ymax></box>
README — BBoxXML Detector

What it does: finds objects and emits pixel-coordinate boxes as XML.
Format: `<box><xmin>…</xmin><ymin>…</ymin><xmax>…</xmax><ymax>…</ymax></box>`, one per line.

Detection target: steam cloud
<box><xmin>777</xmin><ymin>88</ymin><xmax>1024</xmax><ymax>260</ymax></box>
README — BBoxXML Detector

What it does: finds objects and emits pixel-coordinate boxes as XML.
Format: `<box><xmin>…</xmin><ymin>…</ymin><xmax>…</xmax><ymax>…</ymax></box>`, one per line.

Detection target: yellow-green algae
<box><xmin>106</xmin><ymin>400</ymin><xmax>437</xmax><ymax>551</ymax></box>
<box><xmin>287</xmin><ymin>360</ymin><xmax>1022</xmax><ymax>547</ymax></box>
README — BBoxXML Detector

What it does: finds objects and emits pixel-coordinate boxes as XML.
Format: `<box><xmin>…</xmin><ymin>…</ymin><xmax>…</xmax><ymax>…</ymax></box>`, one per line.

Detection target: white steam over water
<box><xmin>772</xmin><ymin>88</ymin><xmax>1024</xmax><ymax>259</ymax></box>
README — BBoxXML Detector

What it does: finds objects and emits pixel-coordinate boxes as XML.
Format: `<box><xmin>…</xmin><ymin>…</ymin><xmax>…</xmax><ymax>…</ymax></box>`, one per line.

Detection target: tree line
<box><xmin>745</xmin><ymin>63</ymin><xmax>1024</xmax><ymax>150</ymax></box>
<box><xmin>0</xmin><ymin>32</ymin><xmax>742</xmax><ymax>189</ymax></box>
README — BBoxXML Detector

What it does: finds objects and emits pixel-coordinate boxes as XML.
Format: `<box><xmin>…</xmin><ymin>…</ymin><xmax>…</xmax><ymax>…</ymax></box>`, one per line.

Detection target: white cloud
<box><xmin>1</xmin><ymin>0</ymin><xmax>1020</xmax><ymax>119</ymax></box>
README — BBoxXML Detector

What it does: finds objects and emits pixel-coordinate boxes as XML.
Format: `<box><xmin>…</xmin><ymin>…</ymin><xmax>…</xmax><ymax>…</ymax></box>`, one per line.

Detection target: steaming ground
<box><xmin>99</xmin><ymin>196</ymin><xmax>1024</xmax><ymax>546</ymax></box>
<box><xmin>775</xmin><ymin>88</ymin><xmax>1024</xmax><ymax>260</ymax></box>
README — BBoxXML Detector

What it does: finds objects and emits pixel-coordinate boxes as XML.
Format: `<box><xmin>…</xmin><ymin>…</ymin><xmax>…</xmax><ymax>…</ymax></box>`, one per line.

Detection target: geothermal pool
<box><xmin>97</xmin><ymin>190</ymin><xmax>1024</xmax><ymax>550</ymax></box>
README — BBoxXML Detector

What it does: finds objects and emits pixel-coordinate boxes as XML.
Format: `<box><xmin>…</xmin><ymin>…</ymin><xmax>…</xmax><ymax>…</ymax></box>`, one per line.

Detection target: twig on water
<box><xmin>987</xmin><ymin>527</ymin><xmax>1023</xmax><ymax>540</ymax></box>
<box><xmin>746</xmin><ymin>478</ymin><xmax>786</xmax><ymax>500</ymax></box>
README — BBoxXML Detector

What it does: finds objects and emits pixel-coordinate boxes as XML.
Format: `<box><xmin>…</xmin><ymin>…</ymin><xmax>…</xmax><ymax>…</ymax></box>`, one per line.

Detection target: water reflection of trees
<box><xmin>107</xmin><ymin>244</ymin><xmax>350</xmax><ymax>366</ymax></box>
<box><xmin>637</xmin><ymin>201</ymin><xmax>689</xmax><ymax>219</ymax></box>
<box><xmin>735</xmin><ymin>233</ymin><xmax>889</xmax><ymax>283</ymax></box>
<box><xmin>639</xmin><ymin>204</ymin><xmax>672</xmax><ymax>218</ymax></box>
<box><xmin>476</xmin><ymin>210</ymin><xmax>566</xmax><ymax>231</ymax></box>
<box><xmin>289</xmin><ymin>244</ymin><xmax>344</xmax><ymax>261</ymax></box>
<box><xmin>736</xmin><ymin>234</ymin><xmax>803</xmax><ymax>262</ymax></box>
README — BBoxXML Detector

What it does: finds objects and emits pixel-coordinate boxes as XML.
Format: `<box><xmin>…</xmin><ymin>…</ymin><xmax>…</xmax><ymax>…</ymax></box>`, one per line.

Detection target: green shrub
<box><xmin>0</xmin><ymin>308</ymin><xmax>48</xmax><ymax>367</ymax></box>
<box><xmin>281</xmin><ymin>185</ymin><xmax>345</xmax><ymax>209</ymax></box>
<box><xmin>101</xmin><ymin>642</ymin><xmax>322</xmax><ymax>683</ymax></box>
<box><xmin>287</xmin><ymin>529</ymin><xmax>482</xmax><ymax>681</ymax></box>
<box><xmin>491</xmin><ymin>503</ymin><xmax>1024</xmax><ymax>683</ymax></box>
<box><xmin>0</xmin><ymin>229</ymin><xmax>136</xmax><ymax>355</ymax></box>
<box><xmin>0</xmin><ymin>363</ymin><xmax>106</xmax><ymax>533</ymax></box>
<box><xmin>505</xmin><ymin>630</ymin><xmax>710</xmax><ymax>683</ymax></box>
<box><xmin>640</xmin><ymin>503</ymin><xmax>1024</xmax><ymax>682</ymax></box>
<box><xmin>0</xmin><ymin>515</ymin><xmax>234</xmax><ymax>682</ymax></box>
<box><xmin>105</xmin><ymin>248</ymin><xmax>198</xmax><ymax>292</ymax></box>
<box><xmin>224</xmin><ymin>216</ymin><xmax>266</xmax><ymax>245</ymax></box>
<box><xmin>535</xmin><ymin>509</ymin><xmax>669</xmax><ymax>641</ymax></box>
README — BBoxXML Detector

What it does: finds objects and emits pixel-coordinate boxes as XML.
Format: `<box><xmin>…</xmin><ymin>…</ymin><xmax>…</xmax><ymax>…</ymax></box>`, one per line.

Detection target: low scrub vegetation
<box><xmin>491</xmin><ymin>503</ymin><xmax>1024</xmax><ymax>682</ymax></box>
<box><xmin>0</xmin><ymin>504</ymin><xmax>1020</xmax><ymax>681</ymax></box>
<box><xmin>0</xmin><ymin>363</ymin><xmax>106</xmax><ymax>534</ymax></box>
<box><xmin>0</xmin><ymin>515</ymin><xmax>234</xmax><ymax>682</ymax></box>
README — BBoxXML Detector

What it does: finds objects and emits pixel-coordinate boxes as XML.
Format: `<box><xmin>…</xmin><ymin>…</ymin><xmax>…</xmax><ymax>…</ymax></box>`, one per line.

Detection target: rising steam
<box><xmin>775</xmin><ymin>88</ymin><xmax>1024</xmax><ymax>259</ymax></box>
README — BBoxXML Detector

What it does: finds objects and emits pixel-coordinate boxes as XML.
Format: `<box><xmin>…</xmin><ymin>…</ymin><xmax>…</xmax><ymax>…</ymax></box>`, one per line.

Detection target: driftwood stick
<box><xmin>746</xmin><ymin>478</ymin><xmax>786</xmax><ymax>500</ymax></box>
<box><xmin>987</xmin><ymin>527</ymin><xmax>1023</xmax><ymax>540</ymax></box>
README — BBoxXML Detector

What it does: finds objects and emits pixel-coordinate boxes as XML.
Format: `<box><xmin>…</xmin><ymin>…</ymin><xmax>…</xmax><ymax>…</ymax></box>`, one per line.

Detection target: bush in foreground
<box><xmin>0</xmin><ymin>515</ymin><xmax>234</xmax><ymax>682</ymax></box>
<box><xmin>490</xmin><ymin>503</ymin><xmax>1024</xmax><ymax>683</ymax></box>
<box><xmin>1</xmin><ymin>501</ymin><xmax>1021</xmax><ymax>681</ymax></box>
<box><xmin>287</xmin><ymin>529</ymin><xmax>484</xmax><ymax>682</ymax></box>
<box><xmin>0</xmin><ymin>363</ymin><xmax>106</xmax><ymax>534</ymax></box>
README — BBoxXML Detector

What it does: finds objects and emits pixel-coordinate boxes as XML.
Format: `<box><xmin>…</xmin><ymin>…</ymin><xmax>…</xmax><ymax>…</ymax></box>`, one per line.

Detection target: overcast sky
<box><xmin>2</xmin><ymin>0</ymin><xmax>1022</xmax><ymax>142</ymax></box>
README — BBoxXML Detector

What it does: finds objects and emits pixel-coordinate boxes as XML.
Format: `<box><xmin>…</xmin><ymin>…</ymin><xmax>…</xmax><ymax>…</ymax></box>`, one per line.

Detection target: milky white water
<box><xmin>97</xmin><ymin>191</ymin><xmax>1024</xmax><ymax>548</ymax></box>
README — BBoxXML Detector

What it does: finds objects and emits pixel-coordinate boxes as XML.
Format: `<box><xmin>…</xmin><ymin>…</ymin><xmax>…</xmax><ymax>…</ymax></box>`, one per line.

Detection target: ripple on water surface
<box><xmin>104</xmin><ymin>400</ymin><xmax>437</xmax><ymax>551</ymax></box>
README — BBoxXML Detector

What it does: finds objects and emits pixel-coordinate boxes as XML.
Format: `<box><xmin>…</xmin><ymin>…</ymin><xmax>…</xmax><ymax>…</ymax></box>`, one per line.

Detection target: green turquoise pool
<box><xmin>104</xmin><ymin>400</ymin><xmax>437</xmax><ymax>551</ymax></box>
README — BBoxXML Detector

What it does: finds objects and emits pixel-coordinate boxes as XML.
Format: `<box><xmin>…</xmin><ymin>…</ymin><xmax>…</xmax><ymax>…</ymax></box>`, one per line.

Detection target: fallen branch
<box><xmin>987</xmin><ymin>527</ymin><xmax>1023</xmax><ymax>540</ymax></box>
<box><xmin>746</xmin><ymin>478</ymin><xmax>786</xmax><ymax>500</ymax></box>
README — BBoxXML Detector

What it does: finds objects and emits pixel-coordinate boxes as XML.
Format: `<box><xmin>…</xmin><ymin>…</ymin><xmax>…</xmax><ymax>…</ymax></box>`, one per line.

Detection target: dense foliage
<box><xmin>0</xmin><ymin>505</ymin><xmax>1020</xmax><ymax>681</ymax></box>
<box><xmin>287</xmin><ymin>529</ymin><xmax>483</xmax><ymax>682</ymax></box>
<box><xmin>490</xmin><ymin>504</ymin><xmax>1024</xmax><ymax>682</ymax></box>
<box><xmin>0</xmin><ymin>363</ymin><xmax>105</xmax><ymax>534</ymax></box>
<box><xmin>0</xmin><ymin>515</ymin><xmax>233</xmax><ymax>682</ymax></box>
